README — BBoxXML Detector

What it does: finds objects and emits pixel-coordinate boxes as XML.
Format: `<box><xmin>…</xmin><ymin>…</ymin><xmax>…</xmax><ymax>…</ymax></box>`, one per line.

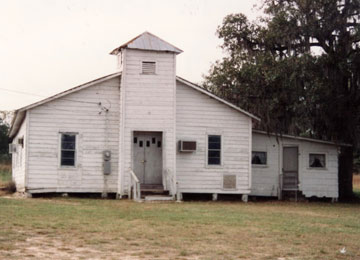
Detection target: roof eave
<box><xmin>253</xmin><ymin>129</ymin><xmax>352</xmax><ymax>147</ymax></box>
<box><xmin>176</xmin><ymin>76</ymin><xmax>261</xmax><ymax>122</ymax></box>
<box><xmin>9</xmin><ymin>110</ymin><xmax>26</xmax><ymax>140</ymax></box>
<box><xmin>9</xmin><ymin>72</ymin><xmax>122</xmax><ymax>139</ymax></box>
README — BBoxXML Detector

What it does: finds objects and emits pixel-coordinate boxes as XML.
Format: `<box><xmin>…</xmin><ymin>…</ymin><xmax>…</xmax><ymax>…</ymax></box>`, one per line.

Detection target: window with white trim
<box><xmin>208</xmin><ymin>135</ymin><xmax>221</xmax><ymax>165</ymax></box>
<box><xmin>60</xmin><ymin>133</ymin><xmax>76</xmax><ymax>166</ymax></box>
<box><xmin>309</xmin><ymin>153</ymin><xmax>326</xmax><ymax>168</ymax></box>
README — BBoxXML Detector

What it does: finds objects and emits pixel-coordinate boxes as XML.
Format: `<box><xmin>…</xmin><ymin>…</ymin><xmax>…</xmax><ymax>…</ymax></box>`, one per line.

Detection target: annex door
<box><xmin>133</xmin><ymin>132</ymin><xmax>162</xmax><ymax>185</ymax></box>
<box><xmin>282</xmin><ymin>146</ymin><xmax>299</xmax><ymax>190</ymax></box>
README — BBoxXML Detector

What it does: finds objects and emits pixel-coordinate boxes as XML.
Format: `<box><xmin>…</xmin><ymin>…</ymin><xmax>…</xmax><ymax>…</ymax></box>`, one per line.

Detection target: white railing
<box><xmin>128</xmin><ymin>168</ymin><xmax>141</xmax><ymax>201</ymax></box>
<box><xmin>164</xmin><ymin>168</ymin><xmax>176</xmax><ymax>198</ymax></box>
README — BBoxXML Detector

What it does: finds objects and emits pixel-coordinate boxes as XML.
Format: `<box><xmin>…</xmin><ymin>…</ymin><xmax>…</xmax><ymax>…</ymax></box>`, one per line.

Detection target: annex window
<box><xmin>208</xmin><ymin>135</ymin><xmax>221</xmax><ymax>165</ymax></box>
<box><xmin>252</xmin><ymin>151</ymin><xmax>267</xmax><ymax>165</ymax></box>
<box><xmin>142</xmin><ymin>61</ymin><xmax>156</xmax><ymax>74</ymax></box>
<box><xmin>60</xmin><ymin>133</ymin><xmax>76</xmax><ymax>167</ymax></box>
<box><xmin>309</xmin><ymin>153</ymin><xmax>326</xmax><ymax>168</ymax></box>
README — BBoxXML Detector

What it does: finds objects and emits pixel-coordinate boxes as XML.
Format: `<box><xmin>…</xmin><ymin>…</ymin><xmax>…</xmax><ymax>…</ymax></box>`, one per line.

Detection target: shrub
<box><xmin>4</xmin><ymin>181</ymin><xmax>16</xmax><ymax>194</ymax></box>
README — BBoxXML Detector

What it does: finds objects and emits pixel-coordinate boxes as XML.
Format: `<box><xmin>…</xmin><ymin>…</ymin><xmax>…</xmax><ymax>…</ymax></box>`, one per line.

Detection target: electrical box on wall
<box><xmin>8</xmin><ymin>144</ymin><xmax>16</xmax><ymax>154</ymax></box>
<box><xmin>103</xmin><ymin>150</ymin><xmax>111</xmax><ymax>175</ymax></box>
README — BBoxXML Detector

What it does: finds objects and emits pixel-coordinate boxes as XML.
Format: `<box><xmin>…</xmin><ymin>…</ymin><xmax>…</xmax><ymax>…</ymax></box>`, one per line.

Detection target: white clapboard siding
<box><xmin>27</xmin><ymin>77</ymin><xmax>121</xmax><ymax>193</ymax></box>
<box><xmin>11</xmin><ymin>113</ymin><xmax>28</xmax><ymax>192</ymax></box>
<box><xmin>251</xmin><ymin>132</ymin><xmax>339</xmax><ymax>198</ymax></box>
<box><xmin>175</xmin><ymin>82</ymin><xmax>252</xmax><ymax>194</ymax></box>
<box><xmin>250</xmin><ymin>133</ymin><xmax>280</xmax><ymax>197</ymax></box>
<box><xmin>120</xmin><ymin>49</ymin><xmax>176</xmax><ymax>194</ymax></box>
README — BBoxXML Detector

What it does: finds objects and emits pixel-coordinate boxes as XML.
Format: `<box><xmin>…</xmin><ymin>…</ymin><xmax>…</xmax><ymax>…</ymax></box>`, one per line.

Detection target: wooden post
<box><xmin>212</xmin><ymin>193</ymin><xmax>218</xmax><ymax>201</ymax></box>
<box><xmin>242</xmin><ymin>194</ymin><xmax>248</xmax><ymax>203</ymax></box>
<box><xmin>136</xmin><ymin>182</ymin><xmax>141</xmax><ymax>200</ymax></box>
<box><xmin>176</xmin><ymin>182</ymin><xmax>182</xmax><ymax>202</ymax></box>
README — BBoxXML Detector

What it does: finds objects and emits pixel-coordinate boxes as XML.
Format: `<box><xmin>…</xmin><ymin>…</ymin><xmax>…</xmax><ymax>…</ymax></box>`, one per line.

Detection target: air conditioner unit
<box><xmin>9</xmin><ymin>144</ymin><xmax>17</xmax><ymax>154</ymax></box>
<box><xmin>179</xmin><ymin>140</ymin><xmax>196</xmax><ymax>152</ymax></box>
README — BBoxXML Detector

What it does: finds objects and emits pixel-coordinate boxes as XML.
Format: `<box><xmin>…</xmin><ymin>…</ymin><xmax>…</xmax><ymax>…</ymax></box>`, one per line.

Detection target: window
<box><xmin>61</xmin><ymin>133</ymin><xmax>76</xmax><ymax>166</ymax></box>
<box><xmin>208</xmin><ymin>135</ymin><xmax>221</xmax><ymax>165</ymax></box>
<box><xmin>252</xmin><ymin>151</ymin><xmax>267</xmax><ymax>165</ymax></box>
<box><xmin>309</xmin><ymin>153</ymin><xmax>326</xmax><ymax>168</ymax></box>
<box><xmin>142</xmin><ymin>61</ymin><xmax>156</xmax><ymax>74</ymax></box>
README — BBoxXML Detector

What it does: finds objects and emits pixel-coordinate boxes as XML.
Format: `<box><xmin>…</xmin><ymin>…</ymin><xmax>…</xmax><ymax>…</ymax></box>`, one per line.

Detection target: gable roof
<box><xmin>9</xmin><ymin>72</ymin><xmax>121</xmax><ymax>139</ymax></box>
<box><xmin>9</xmin><ymin>73</ymin><xmax>258</xmax><ymax>139</ymax></box>
<box><xmin>110</xmin><ymin>32</ymin><xmax>183</xmax><ymax>55</ymax></box>
<box><xmin>176</xmin><ymin>76</ymin><xmax>261</xmax><ymax>121</ymax></box>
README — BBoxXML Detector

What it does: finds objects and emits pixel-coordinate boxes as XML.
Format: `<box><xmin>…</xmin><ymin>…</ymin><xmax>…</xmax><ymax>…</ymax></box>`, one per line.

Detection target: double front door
<box><xmin>133</xmin><ymin>132</ymin><xmax>163</xmax><ymax>185</ymax></box>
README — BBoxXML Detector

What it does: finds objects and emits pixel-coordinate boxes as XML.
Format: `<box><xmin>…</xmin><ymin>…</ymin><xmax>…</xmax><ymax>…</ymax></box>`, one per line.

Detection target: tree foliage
<box><xmin>203</xmin><ymin>0</ymin><xmax>360</xmax><ymax>198</ymax></box>
<box><xmin>204</xmin><ymin>0</ymin><xmax>360</xmax><ymax>144</ymax></box>
<box><xmin>0</xmin><ymin>118</ymin><xmax>9</xmax><ymax>155</ymax></box>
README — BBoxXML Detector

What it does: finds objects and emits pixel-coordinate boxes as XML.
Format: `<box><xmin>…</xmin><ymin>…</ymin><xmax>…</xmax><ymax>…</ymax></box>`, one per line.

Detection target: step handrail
<box><xmin>128</xmin><ymin>168</ymin><xmax>141</xmax><ymax>201</ymax></box>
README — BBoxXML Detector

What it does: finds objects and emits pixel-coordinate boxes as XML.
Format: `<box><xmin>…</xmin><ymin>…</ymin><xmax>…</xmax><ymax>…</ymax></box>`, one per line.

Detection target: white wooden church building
<box><xmin>9</xmin><ymin>32</ymin><xmax>341</xmax><ymax>201</ymax></box>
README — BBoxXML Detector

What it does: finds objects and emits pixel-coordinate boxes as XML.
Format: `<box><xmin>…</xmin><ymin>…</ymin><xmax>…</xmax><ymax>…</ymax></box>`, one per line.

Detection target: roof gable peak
<box><xmin>110</xmin><ymin>31</ymin><xmax>183</xmax><ymax>55</ymax></box>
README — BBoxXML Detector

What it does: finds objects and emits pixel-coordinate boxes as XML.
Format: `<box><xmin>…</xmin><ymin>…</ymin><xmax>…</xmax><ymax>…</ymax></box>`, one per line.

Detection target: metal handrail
<box><xmin>129</xmin><ymin>168</ymin><xmax>141</xmax><ymax>201</ymax></box>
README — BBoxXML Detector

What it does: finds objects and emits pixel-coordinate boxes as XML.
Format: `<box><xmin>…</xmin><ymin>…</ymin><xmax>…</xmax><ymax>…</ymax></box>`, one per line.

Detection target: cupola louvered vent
<box><xmin>142</xmin><ymin>61</ymin><xmax>156</xmax><ymax>74</ymax></box>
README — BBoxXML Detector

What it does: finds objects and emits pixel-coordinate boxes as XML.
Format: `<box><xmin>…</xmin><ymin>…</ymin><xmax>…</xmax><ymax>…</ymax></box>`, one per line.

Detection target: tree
<box><xmin>203</xmin><ymin>0</ymin><xmax>360</xmax><ymax>199</ymax></box>
<box><xmin>0</xmin><ymin>118</ymin><xmax>9</xmax><ymax>155</ymax></box>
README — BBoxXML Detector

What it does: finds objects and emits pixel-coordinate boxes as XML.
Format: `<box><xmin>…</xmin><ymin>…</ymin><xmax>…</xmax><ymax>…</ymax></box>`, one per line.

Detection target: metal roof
<box><xmin>110</xmin><ymin>32</ymin><xmax>183</xmax><ymax>55</ymax></box>
<box><xmin>253</xmin><ymin>130</ymin><xmax>351</xmax><ymax>147</ymax></box>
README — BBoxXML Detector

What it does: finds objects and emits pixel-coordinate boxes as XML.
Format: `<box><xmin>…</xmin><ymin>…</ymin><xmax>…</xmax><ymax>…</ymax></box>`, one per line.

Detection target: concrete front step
<box><xmin>144</xmin><ymin>195</ymin><xmax>174</xmax><ymax>201</ymax></box>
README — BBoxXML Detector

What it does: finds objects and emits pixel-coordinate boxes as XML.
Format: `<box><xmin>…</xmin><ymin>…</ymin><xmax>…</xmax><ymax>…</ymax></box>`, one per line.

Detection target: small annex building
<box><xmin>9</xmin><ymin>32</ymin><xmax>342</xmax><ymax>201</ymax></box>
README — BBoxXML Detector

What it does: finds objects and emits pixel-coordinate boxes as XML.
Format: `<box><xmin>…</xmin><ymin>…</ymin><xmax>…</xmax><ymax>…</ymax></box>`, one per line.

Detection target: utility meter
<box><xmin>103</xmin><ymin>150</ymin><xmax>111</xmax><ymax>175</ymax></box>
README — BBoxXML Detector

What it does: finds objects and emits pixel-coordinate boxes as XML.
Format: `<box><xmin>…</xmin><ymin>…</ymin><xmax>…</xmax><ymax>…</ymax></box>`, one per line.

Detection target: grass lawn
<box><xmin>0</xmin><ymin>198</ymin><xmax>359</xmax><ymax>259</ymax></box>
<box><xmin>0</xmin><ymin>164</ymin><xmax>11</xmax><ymax>184</ymax></box>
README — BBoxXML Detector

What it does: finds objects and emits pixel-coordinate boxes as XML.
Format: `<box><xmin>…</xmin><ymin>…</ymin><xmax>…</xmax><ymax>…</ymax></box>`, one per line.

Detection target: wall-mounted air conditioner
<box><xmin>179</xmin><ymin>140</ymin><xmax>197</xmax><ymax>152</ymax></box>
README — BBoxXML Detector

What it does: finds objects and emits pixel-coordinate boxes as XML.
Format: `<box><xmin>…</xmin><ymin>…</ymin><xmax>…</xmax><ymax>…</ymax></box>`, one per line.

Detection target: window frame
<box><xmin>308</xmin><ymin>152</ymin><xmax>327</xmax><ymax>169</ymax></box>
<box><xmin>251</xmin><ymin>151</ymin><xmax>268</xmax><ymax>167</ymax></box>
<box><xmin>206</xmin><ymin>134</ymin><xmax>223</xmax><ymax>167</ymax></box>
<box><xmin>59</xmin><ymin>132</ymin><xmax>78</xmax><ymax>168</ymax></box>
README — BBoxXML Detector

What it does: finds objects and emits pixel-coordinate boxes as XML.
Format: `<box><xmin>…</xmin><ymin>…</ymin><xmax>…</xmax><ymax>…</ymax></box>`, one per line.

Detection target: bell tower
<box><xmin>110</xmin><ymin>32</ymin><xmax>183</xmax><ymax>196</ymax></box>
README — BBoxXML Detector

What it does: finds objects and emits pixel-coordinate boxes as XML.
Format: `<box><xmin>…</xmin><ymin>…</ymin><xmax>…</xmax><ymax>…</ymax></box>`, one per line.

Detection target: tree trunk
<box><xmin>338</xmin><ymin>146</ymin><xmax>354</xmax><ymax>200</ymax></box>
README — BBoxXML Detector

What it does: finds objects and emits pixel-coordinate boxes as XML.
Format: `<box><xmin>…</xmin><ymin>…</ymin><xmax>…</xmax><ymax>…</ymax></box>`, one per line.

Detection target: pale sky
<box><xmin>0</xmin><ymin>0</ymin><xmax>260</xmax><ymax>111</ymax></box>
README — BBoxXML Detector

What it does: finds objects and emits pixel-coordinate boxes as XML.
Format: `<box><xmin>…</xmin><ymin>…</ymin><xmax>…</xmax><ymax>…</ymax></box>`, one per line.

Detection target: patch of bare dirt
<box><xmin>5</xmin><ymin>234</ymin><xmax>199</xmax><ymax>260</ymax></box>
